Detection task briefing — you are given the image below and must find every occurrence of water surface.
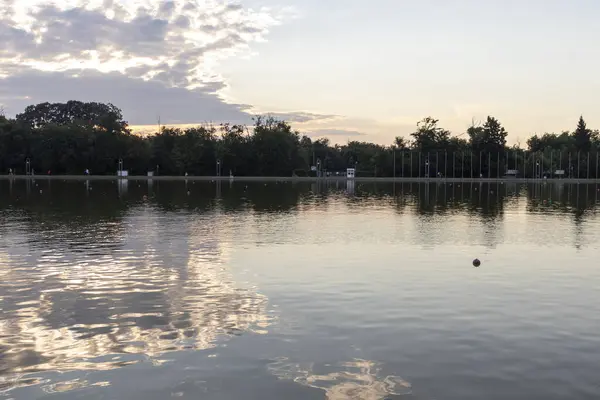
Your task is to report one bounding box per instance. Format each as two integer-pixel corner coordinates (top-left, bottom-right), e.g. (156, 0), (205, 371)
(1, 179), (599, 399)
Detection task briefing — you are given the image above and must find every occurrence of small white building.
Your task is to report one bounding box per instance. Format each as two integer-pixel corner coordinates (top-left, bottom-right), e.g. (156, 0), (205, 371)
(346, 168), (355, 178)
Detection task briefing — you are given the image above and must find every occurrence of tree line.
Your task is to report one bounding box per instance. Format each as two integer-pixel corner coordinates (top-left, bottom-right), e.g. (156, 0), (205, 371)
(1, 101), (600, 177)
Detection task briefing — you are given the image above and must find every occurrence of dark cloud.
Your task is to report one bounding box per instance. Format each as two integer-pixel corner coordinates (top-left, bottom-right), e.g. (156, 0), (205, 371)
(225, 3), (244, 12)
(306, 129), (367, 137)
(0, 69), (251, 125)
(159, 1), (177, 17)
(173, 15), (191, 29)
(0, 68), (335, 127)
(24, 6), (171, 59)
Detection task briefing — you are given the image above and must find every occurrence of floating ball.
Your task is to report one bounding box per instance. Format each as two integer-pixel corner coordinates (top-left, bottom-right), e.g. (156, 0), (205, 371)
(473, 259), (481, 267)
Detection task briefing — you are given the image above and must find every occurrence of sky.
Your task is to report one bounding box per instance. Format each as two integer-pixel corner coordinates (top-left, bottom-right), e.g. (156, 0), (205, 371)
(1, 0), (600, 145)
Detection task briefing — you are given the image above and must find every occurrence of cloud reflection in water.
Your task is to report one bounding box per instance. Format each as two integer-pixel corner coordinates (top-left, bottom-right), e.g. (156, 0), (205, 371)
(0, 211), (273, 394)
(268, 358), (412, 399)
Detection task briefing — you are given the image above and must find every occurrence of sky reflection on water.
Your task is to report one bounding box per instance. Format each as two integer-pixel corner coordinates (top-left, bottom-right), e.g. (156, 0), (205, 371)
(0, 180), (599, 399)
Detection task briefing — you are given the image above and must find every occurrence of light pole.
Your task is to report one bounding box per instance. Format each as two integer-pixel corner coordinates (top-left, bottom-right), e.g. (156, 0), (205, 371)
(216, 159), (221, 177)
(470, 152), (473, 179)
(25, 158), (31, 175)
(444, 151), (447, 178)
(425, 159), (430, 178)
(453, 152), (456, 179)
(497, 152), (500, 179)
(393, 147), (396, 178)
(401, 151), (404, 177)
(587, 151), (590, 179)
(559, 150), (562, 179)
(118, 158), (123, 176)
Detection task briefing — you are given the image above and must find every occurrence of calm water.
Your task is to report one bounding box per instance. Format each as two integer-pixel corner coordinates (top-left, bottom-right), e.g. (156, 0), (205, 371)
(1, 179), (600, 400)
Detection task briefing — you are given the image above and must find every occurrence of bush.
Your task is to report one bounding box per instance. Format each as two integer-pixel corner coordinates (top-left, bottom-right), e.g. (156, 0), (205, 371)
(293, 169), (308, 177)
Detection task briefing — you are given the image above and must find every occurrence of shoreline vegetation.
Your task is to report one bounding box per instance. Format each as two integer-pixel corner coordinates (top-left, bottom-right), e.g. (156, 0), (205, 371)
(2, 175), (600, 183)
(2, 101), (600, 179)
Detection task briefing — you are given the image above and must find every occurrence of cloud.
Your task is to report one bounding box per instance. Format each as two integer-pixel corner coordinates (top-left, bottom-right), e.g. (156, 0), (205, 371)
(263, 111), (339, 123)
(306, 128), (367, 137)
(0, 0), (338, 127)
(0, 0), (283, 87)
(0, 67), (339, 128)
(0, 68), (252, 125)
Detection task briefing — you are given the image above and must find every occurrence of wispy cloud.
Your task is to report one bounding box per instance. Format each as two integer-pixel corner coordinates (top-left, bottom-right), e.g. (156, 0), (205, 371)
(263, 111), (339, 123)
(306, 128), (367, 137)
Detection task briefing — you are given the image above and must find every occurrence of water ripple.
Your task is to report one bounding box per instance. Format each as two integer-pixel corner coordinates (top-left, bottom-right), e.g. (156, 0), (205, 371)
(0, 214), (274, 394)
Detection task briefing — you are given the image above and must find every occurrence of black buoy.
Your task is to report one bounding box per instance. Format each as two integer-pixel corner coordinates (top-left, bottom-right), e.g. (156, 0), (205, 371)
(473, 258), (481, 267)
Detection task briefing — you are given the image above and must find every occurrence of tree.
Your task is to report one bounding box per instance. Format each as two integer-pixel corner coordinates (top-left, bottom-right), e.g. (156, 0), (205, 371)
(573, 116), (592, 152)
(393, 136), (409, 149)
(2, 100), (599, 178)
(468, 116), (507, 153)
(526, 131), (572, 152)
(218, 124), (250, 176)
(16, 101), (129, 134)
(410, 117), (450, 152)
(250, 116), (302, 176)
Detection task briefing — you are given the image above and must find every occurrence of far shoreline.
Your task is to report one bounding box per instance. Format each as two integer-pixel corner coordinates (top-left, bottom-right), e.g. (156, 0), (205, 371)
(2, 175), (600, 183)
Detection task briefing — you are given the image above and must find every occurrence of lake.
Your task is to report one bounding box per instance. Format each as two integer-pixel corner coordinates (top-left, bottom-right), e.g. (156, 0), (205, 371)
(1, 179), (599, 399)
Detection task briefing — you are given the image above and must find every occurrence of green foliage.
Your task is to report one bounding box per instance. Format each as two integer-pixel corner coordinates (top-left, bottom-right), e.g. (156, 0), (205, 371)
(394, 136), (410, 150)
(468, 116), (507, 153)
(527, 117), (600, 154)
(2, 101), (600, 178)
(527, 131), (573, 152)
(410, 117), (451, 152)
(16, 101), (129, 134)
(573, 116), (592, 152)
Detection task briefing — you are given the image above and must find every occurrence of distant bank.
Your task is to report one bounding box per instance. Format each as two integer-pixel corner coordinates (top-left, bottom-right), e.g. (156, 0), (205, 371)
(2, 175), (600, 183)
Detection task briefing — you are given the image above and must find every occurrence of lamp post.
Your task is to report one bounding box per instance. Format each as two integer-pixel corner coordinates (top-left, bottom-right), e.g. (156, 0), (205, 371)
(216, 159), (221, 177)
(393, 147), (396, 178)
(401, 151), (404, 177)
(444, 151), (447, 178)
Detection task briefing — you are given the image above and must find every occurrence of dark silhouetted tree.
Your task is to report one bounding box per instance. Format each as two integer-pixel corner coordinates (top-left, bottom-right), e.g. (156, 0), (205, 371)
(573, 116), (592, 152)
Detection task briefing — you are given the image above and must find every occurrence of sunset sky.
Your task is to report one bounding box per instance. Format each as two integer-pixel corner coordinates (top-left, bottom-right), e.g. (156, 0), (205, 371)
(1, 0), (599, 144)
